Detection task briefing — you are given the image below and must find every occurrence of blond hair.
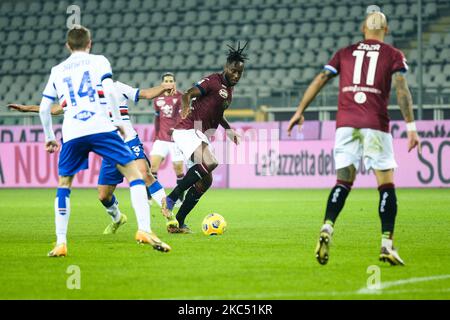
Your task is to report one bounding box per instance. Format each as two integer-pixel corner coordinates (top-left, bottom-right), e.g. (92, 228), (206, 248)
(365, 12), (387, 31)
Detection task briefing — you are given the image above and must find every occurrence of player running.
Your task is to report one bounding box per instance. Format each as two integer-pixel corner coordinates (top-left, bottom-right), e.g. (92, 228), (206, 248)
(9, 80), (180, 233)
(163, 43), (246, 233)
(38, 25), (170, 256)
(287, 11), (420, 266)
(288, 12), (420, 265)
(150, 72), (185, 204)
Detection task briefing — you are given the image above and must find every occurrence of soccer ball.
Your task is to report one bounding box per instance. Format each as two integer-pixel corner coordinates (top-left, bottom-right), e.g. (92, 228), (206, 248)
(202, 213), (227, 236)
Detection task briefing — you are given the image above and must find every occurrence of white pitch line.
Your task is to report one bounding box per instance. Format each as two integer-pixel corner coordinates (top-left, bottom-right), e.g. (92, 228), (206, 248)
(357, 274), (450, 294)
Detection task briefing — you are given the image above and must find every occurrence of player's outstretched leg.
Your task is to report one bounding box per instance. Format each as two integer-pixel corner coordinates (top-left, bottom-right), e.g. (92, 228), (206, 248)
(166, 163), (209, 207)
(48, 177), (74, 257)
(168, 174), (212, 234)
(173, 187), (201, 234)
(166, 143), (217, 212)
(136, 158), (164, 206)
(136, 157), (175, 227)
(376, 170), (404, 265)
(155, 181), (179, 229)
(150, 154), (162, 182)
(175, 173), (186, 206)
(316, 166), (355, 265)
(174, 161), (186, 206)
(141, 162), (177, 227)
(117, 161), (171, 253)
(148, 180), (166, 207)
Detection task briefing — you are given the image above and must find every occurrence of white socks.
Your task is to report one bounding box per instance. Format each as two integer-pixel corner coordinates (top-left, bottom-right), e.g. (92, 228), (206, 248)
(147, 181), (166, 207)
(55, 188), (71, 245)
(151, 188), (166, 207)
(130, 180), (151, 233)
(321, 223), (334, 235)
(382, 237), (393, 249)
(103, 195), (122, 223)
(54, 182), (152, 246)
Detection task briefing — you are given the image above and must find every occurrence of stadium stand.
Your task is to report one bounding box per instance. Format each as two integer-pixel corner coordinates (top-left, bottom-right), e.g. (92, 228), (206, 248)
(0, 0), (449, 124)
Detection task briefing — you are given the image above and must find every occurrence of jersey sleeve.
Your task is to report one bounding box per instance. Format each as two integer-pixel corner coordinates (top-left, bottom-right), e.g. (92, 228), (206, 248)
(391, 49), (409, 74)
(153, 99), (160, 115)
(39, 94), (56, 142)
(42, 69), (57, 101)
(153, 100), (160, 136)
(195, 77), (215, 96)
(324, 49), (341, 75)
(98, 55), (113, 82)
(174, 92), (182, 116)
(115, 81), (140, 103)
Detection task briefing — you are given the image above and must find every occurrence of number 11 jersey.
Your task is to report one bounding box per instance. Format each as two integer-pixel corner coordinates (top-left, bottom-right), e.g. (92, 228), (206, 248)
(325, 39), (408, 133)
(42, 51), (118, 142)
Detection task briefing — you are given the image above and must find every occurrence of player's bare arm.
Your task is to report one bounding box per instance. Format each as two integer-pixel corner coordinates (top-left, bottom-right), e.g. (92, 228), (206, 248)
(8, 103), (63, 115)
(287, 69), (336, 135)
(181, 86), (202, 119)
(139, 83), (175, 100)
(44, 140), (59, 153)
(220, 116), (240, 145)
(393, 72), (421, 153)
(394, 72), (414, 122)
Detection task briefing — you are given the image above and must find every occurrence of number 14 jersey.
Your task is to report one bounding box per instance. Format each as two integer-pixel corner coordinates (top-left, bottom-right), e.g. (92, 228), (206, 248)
(325, 39), (408, 133)
(42, 51), (118, 142)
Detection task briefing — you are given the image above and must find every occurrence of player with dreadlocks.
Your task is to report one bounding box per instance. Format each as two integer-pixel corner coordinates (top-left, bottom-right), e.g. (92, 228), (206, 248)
(163, 42), (247, 233)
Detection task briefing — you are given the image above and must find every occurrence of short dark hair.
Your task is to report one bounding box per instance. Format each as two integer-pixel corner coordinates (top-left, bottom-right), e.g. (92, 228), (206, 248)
(67, 25), (91, 50)
(161, 72), (176, 81)
(226, 41), (249, 65)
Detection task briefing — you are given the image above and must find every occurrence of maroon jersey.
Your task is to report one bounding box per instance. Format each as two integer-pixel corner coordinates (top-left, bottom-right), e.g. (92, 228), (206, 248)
(175, 73), (233, 134)
(326, 39), (408, 133)
(153, 91), (182, 142)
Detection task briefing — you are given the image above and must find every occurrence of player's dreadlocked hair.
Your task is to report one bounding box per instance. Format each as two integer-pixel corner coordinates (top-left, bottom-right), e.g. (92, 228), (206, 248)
(226, 41), (249, 65)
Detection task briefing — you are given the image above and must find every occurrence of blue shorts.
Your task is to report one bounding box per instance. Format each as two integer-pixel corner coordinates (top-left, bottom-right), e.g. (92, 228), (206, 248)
(58, 131), (135, 177)
(98, 136), (149, 186)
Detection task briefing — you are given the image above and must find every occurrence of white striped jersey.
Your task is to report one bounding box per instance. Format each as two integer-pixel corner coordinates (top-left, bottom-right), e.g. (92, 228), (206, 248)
(42, 52), (118, 142)
(112, 81), (140, 143)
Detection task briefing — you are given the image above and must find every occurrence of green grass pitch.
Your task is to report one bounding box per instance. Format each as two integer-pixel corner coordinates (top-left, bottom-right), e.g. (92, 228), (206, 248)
(0, 188), (449, 300)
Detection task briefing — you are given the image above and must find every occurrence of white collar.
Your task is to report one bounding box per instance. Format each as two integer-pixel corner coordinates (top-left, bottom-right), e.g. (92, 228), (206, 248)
(70, 51), (89, 57)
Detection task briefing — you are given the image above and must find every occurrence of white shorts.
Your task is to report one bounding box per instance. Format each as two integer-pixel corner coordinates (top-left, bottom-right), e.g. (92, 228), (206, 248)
(334, 127), (398, 171)
(150, 140), (184, 163)
(172, 129), (212, 169)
